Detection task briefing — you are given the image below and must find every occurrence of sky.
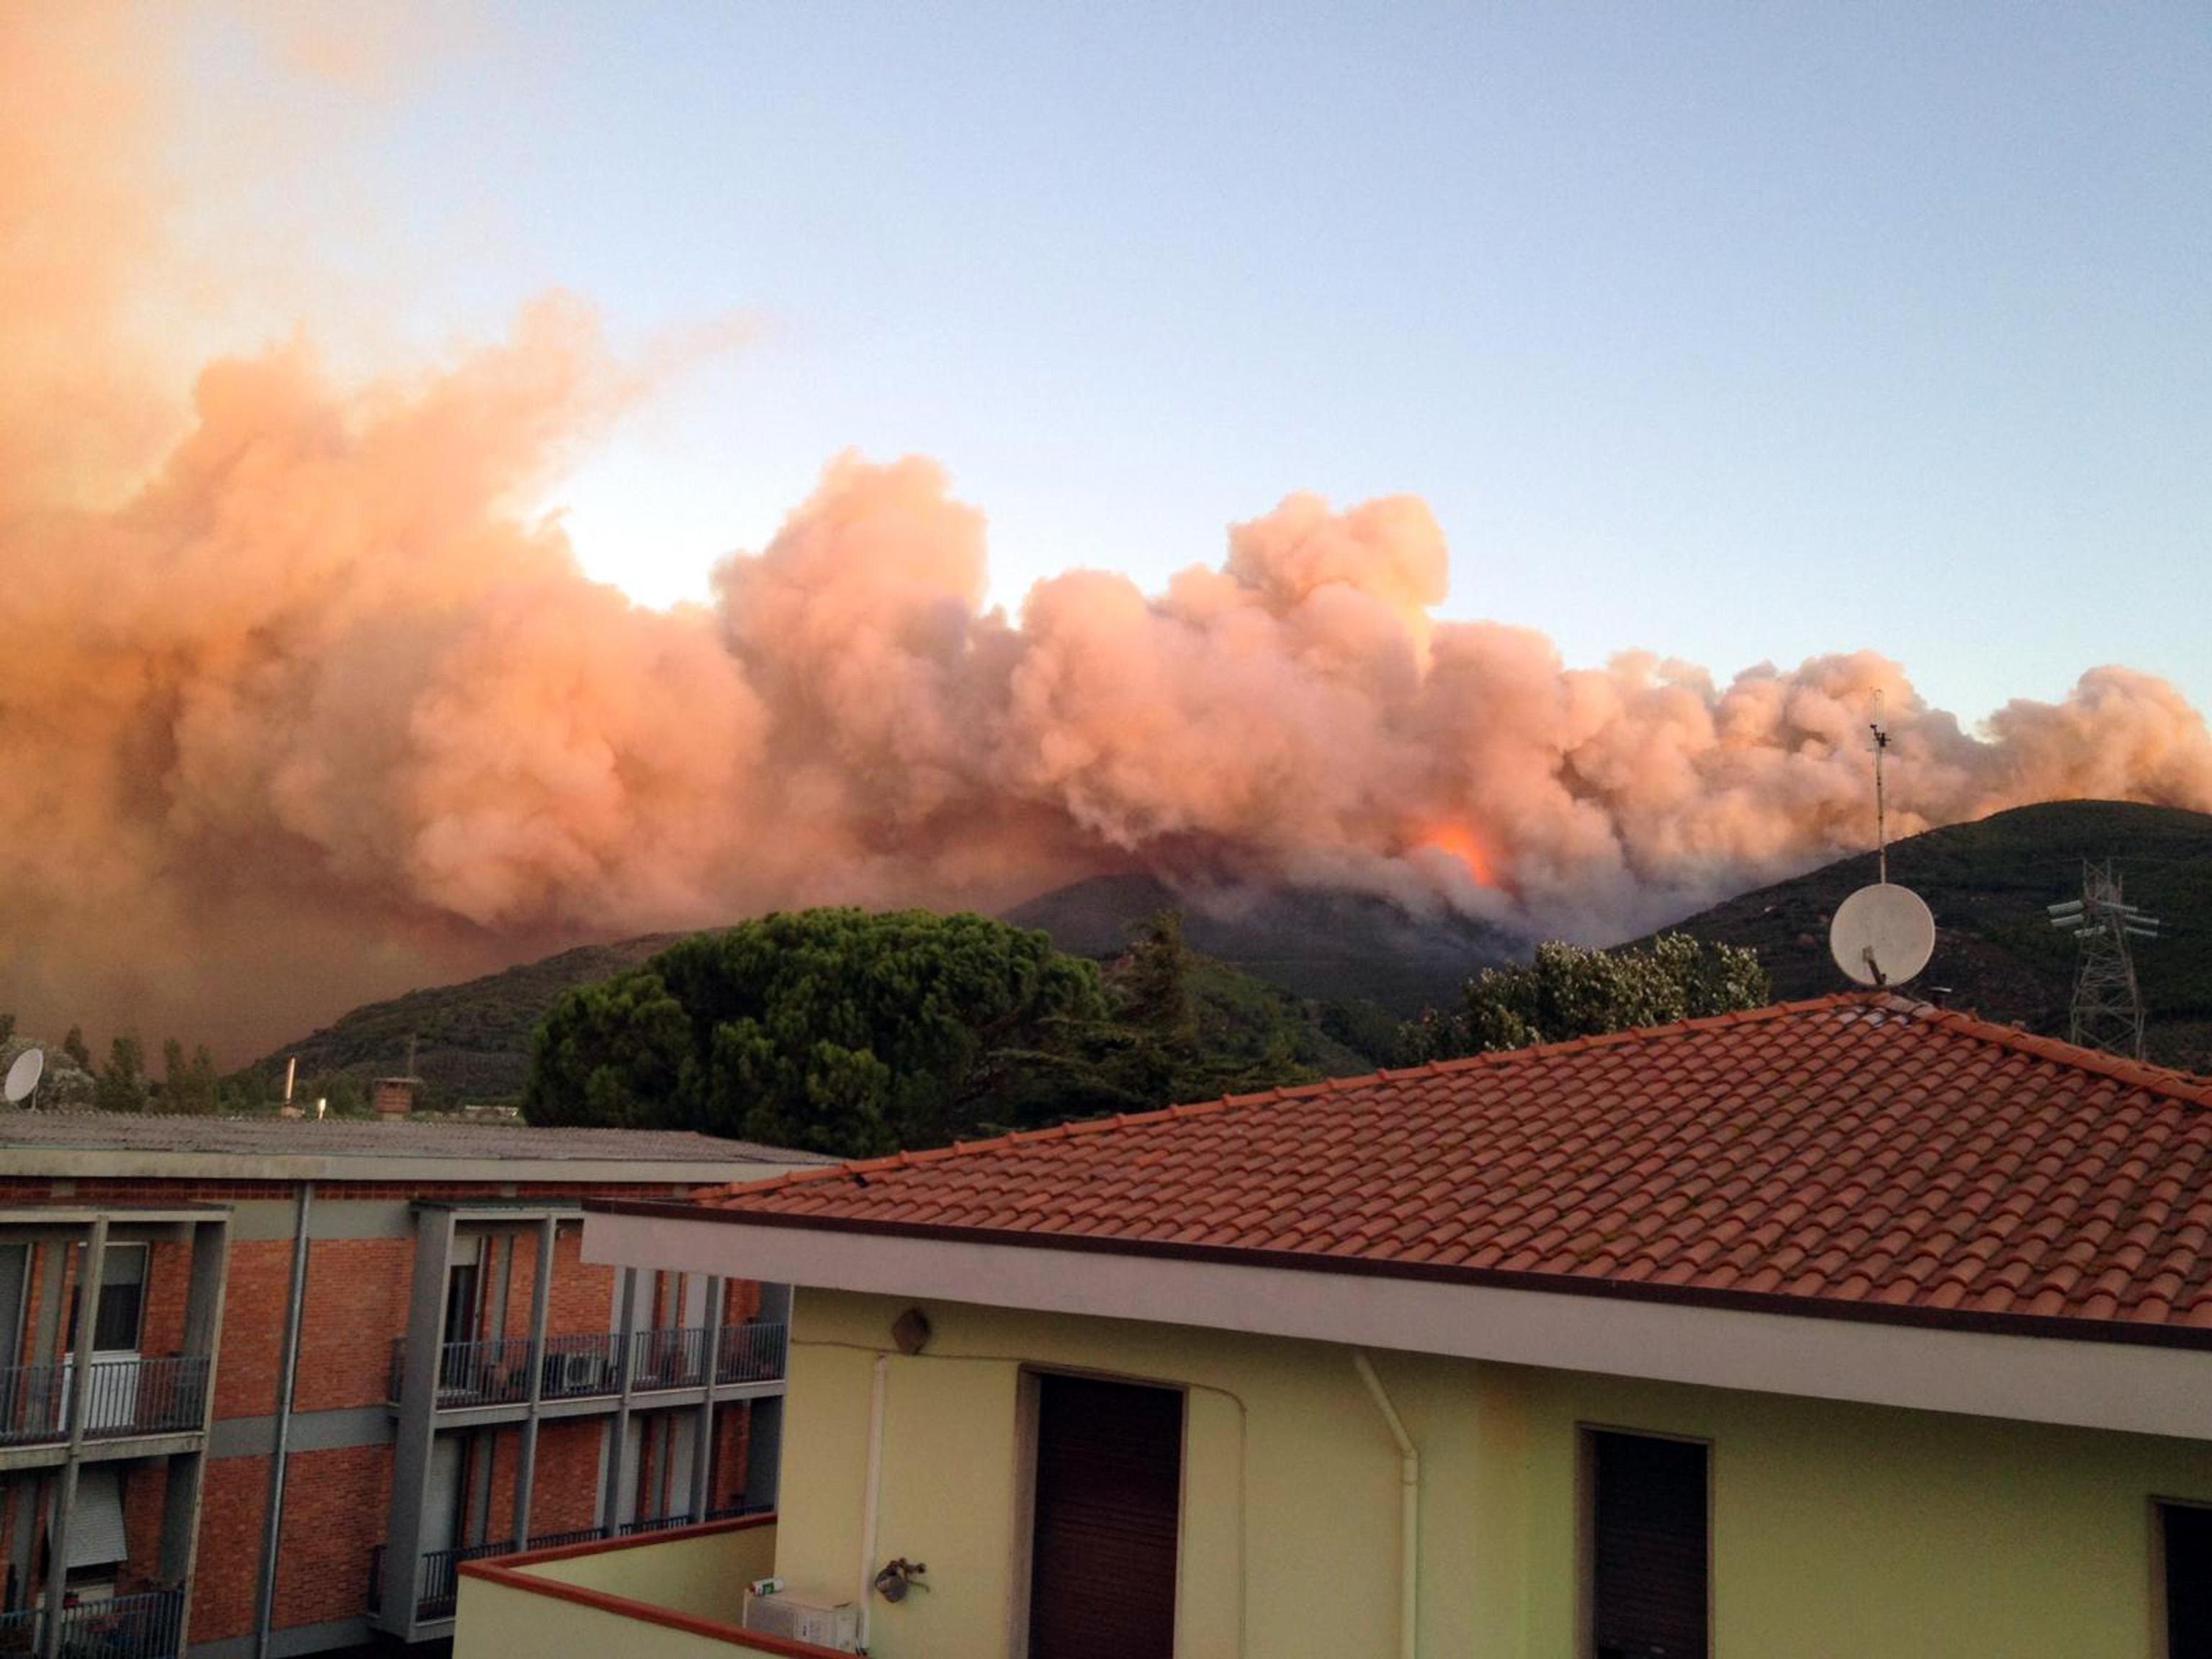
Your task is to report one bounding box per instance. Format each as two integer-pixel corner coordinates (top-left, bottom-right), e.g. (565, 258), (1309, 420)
(184, 1), (2211, 724)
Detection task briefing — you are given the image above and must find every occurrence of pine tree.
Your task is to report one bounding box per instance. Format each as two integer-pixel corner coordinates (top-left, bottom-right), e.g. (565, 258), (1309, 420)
(96, 1036), (150, 1114)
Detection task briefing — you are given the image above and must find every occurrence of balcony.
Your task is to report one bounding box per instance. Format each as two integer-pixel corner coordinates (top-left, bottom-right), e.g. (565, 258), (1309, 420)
(0, 1588), (185, 1658)
(447, 1516), (850, 1659)
(391, 1323), (788, 1411)
(0, 1356), (209, 1448)
(373, 1506), (773, 1624)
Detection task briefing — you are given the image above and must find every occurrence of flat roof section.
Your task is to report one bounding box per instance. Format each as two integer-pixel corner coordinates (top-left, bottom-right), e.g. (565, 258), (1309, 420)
(0, 1112), (833, 1184)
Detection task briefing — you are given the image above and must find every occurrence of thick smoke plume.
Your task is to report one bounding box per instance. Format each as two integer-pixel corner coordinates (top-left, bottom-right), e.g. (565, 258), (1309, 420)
(7, 9), (2212, 1057)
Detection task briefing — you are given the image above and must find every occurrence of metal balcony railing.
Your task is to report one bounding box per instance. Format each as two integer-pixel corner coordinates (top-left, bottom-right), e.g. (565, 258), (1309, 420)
(539, 1331), (626, 1401)
(714, 1320), (788, 1385)
(82, 1356), (208, 1440)
(625, 1326), (707, 1393)
(0, 1588), (184, 1658)
(0, 1364), (66, 1447)
(0, 1605), (35, 1655)
(391, 1323), (788, 1411)
(0, 1356), (207, 1447)
(386, 1508), (773, 1623)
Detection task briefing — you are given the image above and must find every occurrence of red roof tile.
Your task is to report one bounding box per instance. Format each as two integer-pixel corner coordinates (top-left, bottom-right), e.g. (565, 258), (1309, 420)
(664, 994), (2212, 1344)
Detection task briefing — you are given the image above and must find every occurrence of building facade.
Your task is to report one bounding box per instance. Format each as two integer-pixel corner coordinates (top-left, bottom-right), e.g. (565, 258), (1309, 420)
(558, 994), (2212, 1659)
(0, 1114), (827, 1658)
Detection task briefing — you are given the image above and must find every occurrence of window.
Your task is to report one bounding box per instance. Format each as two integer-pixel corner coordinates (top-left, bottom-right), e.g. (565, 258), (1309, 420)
(91, 1247), (145, 1353)
(2165, 1502), (2212, 1659)
(66, 1246), (146, 1355)
(1587, 1429), (1709, 1659)
(444, 1262), (480, 1349)
(1025, 1374), (1183, 1659)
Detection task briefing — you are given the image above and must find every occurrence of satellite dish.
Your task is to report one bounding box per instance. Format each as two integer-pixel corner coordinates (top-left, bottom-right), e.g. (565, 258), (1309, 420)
(1829, 883), (1936, 989)
(4, 1048), (44, 1106)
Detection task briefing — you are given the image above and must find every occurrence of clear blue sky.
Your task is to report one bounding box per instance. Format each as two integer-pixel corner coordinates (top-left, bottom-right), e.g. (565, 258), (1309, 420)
(205, 2), (2212, 723)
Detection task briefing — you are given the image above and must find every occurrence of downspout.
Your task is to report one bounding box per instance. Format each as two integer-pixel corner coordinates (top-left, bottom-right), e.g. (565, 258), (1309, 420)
(856, 1354), (889, 1653)
(253, 1182), (313, 1659)
(1352, 1350), (1419, 1659)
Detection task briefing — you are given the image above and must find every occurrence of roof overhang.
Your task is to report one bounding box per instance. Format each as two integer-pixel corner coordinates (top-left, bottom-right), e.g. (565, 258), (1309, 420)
(585, 1201), (2212, 1443)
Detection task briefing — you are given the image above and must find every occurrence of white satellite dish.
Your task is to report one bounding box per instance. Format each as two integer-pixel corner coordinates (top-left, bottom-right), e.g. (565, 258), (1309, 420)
(4, 1048), (45, 1106)
(1829, 883), (1936, 989)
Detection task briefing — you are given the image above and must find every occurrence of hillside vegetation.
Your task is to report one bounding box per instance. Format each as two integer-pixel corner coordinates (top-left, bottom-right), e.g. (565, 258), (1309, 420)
(245, 935), (681, 1108)
(1638, 800), (2212, 1071)
(253, 914), (1394, 1112)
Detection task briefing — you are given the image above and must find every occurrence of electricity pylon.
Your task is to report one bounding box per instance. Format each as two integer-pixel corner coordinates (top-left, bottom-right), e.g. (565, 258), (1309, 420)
(2048, 861), (2159, 1061)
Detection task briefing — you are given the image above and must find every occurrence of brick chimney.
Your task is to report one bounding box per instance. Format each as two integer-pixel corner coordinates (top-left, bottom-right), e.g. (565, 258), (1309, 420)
(372, 1076), (421, 1118)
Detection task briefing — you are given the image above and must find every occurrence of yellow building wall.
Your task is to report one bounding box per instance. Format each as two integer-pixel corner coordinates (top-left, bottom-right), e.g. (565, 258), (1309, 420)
(774, 1288), (2212, 1659)
(454, 1575), (751, 1659)
(511, 1523), (778, 1625)
(452, 1526), (785, 1659)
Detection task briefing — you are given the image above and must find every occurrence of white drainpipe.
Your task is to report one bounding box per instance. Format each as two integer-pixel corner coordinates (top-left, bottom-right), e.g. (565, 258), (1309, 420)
(1353, 1350), (1419, 1659)
(858, 1354), (889, 1650)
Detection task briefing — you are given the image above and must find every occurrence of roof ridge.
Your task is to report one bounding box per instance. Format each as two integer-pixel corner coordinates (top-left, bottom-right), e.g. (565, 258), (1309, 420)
(1889, 997), (2212, 1108)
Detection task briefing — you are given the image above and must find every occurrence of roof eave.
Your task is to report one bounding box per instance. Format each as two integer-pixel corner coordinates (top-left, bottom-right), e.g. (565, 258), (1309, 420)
(585, 1194), (2212, 1356)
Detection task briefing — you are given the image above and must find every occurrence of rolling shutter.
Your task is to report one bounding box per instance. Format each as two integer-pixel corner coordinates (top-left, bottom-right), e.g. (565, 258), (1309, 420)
(1026, 1374), (1182, 1659)
(1591, 1431), (1708, 1659)
(66, 1467), (129, 1569)
(2168, 1503), (2212, 1659)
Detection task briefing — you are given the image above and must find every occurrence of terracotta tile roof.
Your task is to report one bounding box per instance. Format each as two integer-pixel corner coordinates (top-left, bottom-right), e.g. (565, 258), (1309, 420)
(662, 994), (2212, 1345)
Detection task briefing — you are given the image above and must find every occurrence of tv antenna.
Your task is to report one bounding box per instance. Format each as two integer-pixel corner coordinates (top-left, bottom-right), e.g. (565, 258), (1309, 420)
(4, 1048), (45, 1110)
(1829, 689), (1936, 990)
(1870, 691), (1891, 884)
(2049, 860), (2159, 1060)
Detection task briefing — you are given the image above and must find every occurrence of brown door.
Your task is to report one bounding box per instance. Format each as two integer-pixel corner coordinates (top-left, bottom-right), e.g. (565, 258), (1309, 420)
(1027, 1374), (1183, 1659)
(1591, 1431), (1709, 1659)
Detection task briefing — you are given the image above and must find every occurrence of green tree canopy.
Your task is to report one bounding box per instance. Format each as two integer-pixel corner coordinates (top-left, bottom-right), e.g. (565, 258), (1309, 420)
(526, 909), (1111, 1156)
(1403, 933), (1771, 1062)
(96, 1035), (150, 1114)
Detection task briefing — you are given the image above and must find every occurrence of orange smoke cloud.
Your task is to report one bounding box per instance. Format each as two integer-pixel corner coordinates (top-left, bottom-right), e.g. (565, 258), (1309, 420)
(8, 8), (2212, 1059)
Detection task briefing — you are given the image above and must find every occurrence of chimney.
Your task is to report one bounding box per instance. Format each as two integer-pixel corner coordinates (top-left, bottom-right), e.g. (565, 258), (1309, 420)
(372, 1076), (421, 1118)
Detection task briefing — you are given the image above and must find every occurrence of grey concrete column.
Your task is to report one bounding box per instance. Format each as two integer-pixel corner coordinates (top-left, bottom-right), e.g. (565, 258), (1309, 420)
(168, 1215), (229, 1655)
(690, 1277), (724, 1524)
(601, 1269), (640, 1533)
(379, 1208), (458, 1637)
(509, 1217), (556, 1545)
(253, 1184), (313, 1659)
(41, 1220), (106, 1659)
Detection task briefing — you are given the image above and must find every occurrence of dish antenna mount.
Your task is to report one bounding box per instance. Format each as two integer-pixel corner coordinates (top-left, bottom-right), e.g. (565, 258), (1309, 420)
(4, 1048), (45, 1108)
(1829, 693), (1936, 989)
(1830, 883), (1936, 989)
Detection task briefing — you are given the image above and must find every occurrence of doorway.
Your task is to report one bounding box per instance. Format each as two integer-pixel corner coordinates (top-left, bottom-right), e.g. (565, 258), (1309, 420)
(1024, 1374), (1183, 1659)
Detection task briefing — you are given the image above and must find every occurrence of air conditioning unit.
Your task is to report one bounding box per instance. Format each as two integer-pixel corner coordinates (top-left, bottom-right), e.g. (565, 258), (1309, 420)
(559, 1352), (604, 1392)
(742, 1590), (860, 1651)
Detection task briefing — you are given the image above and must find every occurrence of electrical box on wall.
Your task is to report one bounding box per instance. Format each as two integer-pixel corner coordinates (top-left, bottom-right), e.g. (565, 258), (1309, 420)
(743, 1591), (860, 1651)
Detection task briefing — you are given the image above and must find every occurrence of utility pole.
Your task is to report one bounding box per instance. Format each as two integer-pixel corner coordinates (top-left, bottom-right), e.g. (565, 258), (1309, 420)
(2049, 860), (2159, 1060)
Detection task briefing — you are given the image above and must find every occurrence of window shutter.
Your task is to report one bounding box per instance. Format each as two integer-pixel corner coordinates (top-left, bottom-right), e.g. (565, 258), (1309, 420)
(66, 1467), (130, 1569)
(1592, 1431), (1708, 1659)
(1027, 1375), (1182, 1659)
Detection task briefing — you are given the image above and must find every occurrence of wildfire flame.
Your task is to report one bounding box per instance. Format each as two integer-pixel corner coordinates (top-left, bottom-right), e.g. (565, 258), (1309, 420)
(1416, 824), (1496, 888)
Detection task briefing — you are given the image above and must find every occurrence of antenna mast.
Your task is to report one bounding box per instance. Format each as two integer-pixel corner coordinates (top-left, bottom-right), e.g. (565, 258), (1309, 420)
(2048, 860), (2159, 1060)
(1870, 692), (1890, 884)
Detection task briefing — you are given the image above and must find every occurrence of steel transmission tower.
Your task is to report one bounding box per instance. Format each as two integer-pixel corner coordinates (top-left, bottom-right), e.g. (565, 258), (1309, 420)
(2048, 861), (2159, 1060)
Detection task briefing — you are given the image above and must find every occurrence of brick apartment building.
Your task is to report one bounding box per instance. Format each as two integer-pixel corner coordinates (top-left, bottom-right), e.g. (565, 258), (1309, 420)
(0, 1112), (827, 1658)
